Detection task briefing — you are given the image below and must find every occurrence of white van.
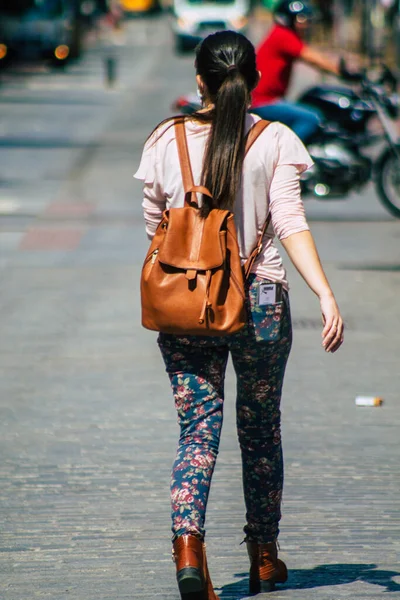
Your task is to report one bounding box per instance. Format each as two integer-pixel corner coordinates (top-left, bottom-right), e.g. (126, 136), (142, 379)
(172, 0), (250, 53)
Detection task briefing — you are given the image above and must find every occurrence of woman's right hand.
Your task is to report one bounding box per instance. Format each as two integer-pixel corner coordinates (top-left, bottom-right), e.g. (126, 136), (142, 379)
(320, 293), (344, 353)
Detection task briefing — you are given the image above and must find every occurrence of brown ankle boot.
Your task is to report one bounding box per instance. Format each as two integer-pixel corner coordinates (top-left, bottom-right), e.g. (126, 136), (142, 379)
(173, 535), (204, 597)
(246, 541), (288, 594)
(172, 535), (219, 600)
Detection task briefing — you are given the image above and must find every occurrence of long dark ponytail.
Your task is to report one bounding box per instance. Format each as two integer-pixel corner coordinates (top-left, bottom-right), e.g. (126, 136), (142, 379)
(195, 31), (259, 217)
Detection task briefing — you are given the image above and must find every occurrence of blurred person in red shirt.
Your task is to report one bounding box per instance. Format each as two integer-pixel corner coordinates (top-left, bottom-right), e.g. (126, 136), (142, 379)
(252, 0), (360, 142)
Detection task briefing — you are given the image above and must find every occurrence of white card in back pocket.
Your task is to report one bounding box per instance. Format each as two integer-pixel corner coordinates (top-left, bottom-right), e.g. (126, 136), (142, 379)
(258, 283), (277, 306)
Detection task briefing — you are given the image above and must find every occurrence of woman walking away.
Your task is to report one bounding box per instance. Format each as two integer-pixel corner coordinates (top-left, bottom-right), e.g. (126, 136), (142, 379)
(135, 31), (344, 599)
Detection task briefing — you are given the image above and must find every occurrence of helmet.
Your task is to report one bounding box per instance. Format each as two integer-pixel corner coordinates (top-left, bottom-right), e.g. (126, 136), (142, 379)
(274, 0), (314, 29)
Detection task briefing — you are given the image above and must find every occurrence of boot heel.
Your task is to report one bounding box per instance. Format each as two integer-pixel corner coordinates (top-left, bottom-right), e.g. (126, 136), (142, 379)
(177, 567), (204, 594)
(260, 580), (276, 593)
(249, 580), (260, 595)
(247, 541), (287, 595)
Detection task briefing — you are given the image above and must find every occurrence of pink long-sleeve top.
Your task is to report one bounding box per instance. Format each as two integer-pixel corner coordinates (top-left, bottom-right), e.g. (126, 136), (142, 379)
(134, 114), (313, 290)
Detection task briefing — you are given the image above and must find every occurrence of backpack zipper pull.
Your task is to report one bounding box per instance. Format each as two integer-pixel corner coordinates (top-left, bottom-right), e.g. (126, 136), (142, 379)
(151, 249), (159, 264)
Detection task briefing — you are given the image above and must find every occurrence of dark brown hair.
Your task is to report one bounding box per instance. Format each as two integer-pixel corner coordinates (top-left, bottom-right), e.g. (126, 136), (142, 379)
(146, 31), (258, 217)
(195, 31), (258, 217)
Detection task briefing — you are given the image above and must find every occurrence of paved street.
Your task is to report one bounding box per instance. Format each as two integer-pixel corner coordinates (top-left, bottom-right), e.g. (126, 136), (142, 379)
(1, 15), (400, 600)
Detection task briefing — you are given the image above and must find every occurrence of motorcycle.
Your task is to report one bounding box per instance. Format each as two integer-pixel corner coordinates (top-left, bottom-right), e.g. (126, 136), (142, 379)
(172, 65), (400, 219)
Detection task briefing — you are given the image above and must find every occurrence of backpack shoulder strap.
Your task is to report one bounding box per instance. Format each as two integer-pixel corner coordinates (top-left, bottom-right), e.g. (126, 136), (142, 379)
(175, 119), (194, 194)
(244, 119), (271, 156)
(243, 120), (273, 280)
(175, 119), (212, 206)
(243, 213), (272, 279)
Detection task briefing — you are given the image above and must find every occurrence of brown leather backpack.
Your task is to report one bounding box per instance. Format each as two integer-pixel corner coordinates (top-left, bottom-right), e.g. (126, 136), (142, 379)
(140, 119), (271, 336)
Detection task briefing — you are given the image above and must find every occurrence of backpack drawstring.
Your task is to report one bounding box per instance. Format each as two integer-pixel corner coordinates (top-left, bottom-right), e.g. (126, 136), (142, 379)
(198, 270), (212, 324)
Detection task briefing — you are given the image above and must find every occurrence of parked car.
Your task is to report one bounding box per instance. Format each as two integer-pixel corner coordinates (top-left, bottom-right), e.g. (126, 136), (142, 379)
(0, 0), (84, 67)
(172, 0), (250, 53)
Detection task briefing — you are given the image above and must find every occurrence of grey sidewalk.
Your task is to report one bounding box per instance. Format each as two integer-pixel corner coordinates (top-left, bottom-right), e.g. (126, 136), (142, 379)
(1, 16), (400, 600)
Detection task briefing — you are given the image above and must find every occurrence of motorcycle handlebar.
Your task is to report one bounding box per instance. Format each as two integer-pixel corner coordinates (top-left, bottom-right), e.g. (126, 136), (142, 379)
(360, 64), (398, 94)
(380, 65), (398, 93)
(359, 67), (399, 118)
(339, 59), (398, 94)
(338, 57), (364, 82)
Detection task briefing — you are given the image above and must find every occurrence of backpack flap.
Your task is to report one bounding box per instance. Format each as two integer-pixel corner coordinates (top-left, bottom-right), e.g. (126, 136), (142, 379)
(157, 207), (230, 272)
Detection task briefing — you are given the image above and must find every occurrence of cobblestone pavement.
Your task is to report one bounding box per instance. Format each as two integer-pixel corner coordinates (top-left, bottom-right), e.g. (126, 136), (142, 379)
(1, 16), (400, 600)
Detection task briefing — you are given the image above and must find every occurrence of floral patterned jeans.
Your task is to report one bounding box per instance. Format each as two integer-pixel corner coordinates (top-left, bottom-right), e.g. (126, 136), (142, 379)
(158, 275), (292, 544)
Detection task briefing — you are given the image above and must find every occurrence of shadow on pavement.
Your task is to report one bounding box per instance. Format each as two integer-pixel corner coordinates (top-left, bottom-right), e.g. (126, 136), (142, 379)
(218, 563), (400, 598)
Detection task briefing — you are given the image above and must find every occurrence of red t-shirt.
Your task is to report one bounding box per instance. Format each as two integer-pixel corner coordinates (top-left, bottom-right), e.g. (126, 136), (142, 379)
(252, 25), (304, 107)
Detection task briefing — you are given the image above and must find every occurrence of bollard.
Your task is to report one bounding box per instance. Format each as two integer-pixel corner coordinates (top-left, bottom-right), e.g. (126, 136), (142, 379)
(104, 55), (117, 88)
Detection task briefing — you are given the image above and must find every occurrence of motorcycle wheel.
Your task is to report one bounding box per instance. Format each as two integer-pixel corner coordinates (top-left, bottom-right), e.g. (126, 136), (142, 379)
(376, 147), (400, 219)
